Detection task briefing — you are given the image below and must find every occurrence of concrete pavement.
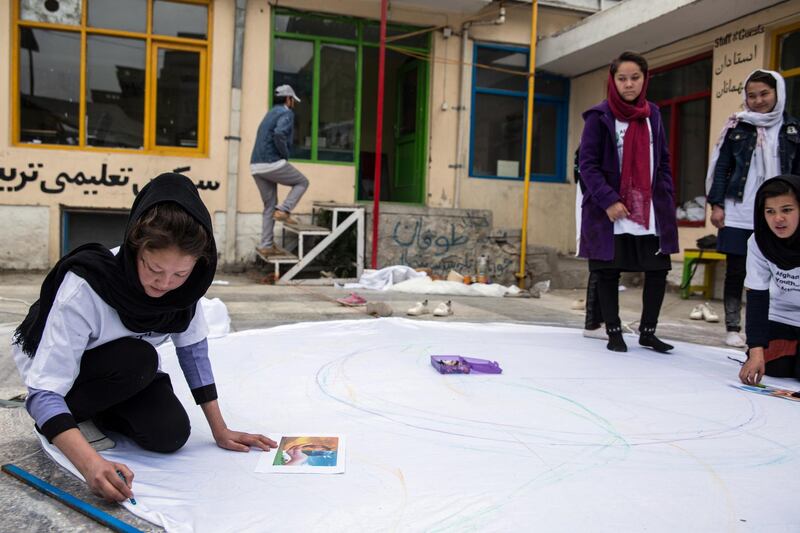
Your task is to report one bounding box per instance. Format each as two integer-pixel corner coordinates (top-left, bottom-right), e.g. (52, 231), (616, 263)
(0, 269), (741, 531)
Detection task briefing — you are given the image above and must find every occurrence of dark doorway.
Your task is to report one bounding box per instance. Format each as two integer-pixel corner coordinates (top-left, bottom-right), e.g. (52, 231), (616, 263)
(358, 49), (426, 203)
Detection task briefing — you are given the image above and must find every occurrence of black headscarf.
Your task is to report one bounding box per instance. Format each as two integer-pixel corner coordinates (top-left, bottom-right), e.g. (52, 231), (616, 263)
(753, 174), (800, 271)
(14, 173), (217, 357)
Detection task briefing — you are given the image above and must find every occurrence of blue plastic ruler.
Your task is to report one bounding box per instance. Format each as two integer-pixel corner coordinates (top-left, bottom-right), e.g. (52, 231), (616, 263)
(2, 463), (143, 532)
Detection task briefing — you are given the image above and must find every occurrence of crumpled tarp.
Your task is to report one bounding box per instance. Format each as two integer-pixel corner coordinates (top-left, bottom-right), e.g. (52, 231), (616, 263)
(388, 276), (521, 297)
(339, 266), (427, 291)
(38, 319), (800, 532)
(200, 297), (230, 338)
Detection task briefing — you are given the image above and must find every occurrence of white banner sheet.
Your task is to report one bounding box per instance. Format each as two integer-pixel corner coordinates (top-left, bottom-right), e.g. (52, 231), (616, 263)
(39, 319), (800, 532)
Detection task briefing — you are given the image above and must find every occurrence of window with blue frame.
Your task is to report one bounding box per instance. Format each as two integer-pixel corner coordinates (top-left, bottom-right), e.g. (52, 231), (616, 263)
(469, 44), (569, 182)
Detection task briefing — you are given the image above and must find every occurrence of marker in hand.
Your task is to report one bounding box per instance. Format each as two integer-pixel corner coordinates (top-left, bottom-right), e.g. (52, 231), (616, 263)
(116, 470), (137, 505)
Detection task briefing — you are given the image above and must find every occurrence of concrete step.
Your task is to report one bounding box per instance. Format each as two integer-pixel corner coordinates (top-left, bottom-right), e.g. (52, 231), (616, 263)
(523, 245), (589, 290)
(552, 254), (591, 290)
(255, 249), (299, 264)
(281, 222), (331, 236)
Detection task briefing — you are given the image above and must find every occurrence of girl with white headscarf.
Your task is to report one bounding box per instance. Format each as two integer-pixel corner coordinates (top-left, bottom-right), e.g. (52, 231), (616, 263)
(706, 69), (800, 348)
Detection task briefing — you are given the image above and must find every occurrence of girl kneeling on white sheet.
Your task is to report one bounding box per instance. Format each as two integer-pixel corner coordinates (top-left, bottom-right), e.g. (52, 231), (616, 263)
(12, 173), (276, 503)
(739, 175), (800, 385)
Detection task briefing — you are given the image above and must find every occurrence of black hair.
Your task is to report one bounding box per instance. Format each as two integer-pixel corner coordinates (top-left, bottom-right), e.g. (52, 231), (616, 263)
(128, 202), (210, 261)
(610, 51), (648, 77)
(759, 178), (796, 201)
(747, 70), (777, 90)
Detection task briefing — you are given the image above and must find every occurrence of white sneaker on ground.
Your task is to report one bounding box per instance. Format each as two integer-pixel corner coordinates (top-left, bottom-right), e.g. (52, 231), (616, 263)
(725, 331), (746, 348)
(583, 328), (608, 340)
(689, 304), (704, 320)
(432, 300), (453, 317)
(407, 300), (430, 316)
(701, 302), (719, 322)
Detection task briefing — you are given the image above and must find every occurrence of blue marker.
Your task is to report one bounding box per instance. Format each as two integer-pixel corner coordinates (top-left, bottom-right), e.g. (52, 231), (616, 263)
(116, 470), (137, 505)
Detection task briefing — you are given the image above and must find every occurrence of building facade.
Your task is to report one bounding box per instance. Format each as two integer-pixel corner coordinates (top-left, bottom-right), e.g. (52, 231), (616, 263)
(1, 0), (799, 274)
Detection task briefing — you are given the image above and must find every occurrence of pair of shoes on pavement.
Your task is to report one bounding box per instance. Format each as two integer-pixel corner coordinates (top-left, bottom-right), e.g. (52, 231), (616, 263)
(689, 302), (719, 322)
(336, 293), (367, 307)
(407, 300), (453, 317)
(255, 245), (288, 257)
(273, 209), (298, 225)
(725, 331), (747, 348)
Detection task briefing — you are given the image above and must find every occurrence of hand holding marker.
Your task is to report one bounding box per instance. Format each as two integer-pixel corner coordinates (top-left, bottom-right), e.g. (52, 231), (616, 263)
(116, 470), (137, 505)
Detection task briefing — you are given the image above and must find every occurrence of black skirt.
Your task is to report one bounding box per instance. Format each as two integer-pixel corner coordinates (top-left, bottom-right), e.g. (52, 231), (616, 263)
(716, 226), (753, 256)
(589, 234), (671, 272)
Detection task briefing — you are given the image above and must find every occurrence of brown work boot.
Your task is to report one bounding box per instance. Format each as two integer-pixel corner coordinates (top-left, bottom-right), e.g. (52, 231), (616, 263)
(273, 210), (298, 225)
(255, 245), (287, 257)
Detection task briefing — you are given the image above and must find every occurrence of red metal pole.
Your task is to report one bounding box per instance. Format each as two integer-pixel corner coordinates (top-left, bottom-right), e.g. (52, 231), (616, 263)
(370, 0), (388, 269)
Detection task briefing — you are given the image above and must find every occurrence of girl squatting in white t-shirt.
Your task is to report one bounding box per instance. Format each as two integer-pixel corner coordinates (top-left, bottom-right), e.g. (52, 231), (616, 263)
(12, 173), (277, 503)
(740, 175), (800, 385)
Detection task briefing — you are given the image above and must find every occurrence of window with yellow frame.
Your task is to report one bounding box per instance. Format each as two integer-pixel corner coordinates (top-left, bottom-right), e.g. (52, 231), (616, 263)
(13, 0), (211, 155)
(774, 21), (800, 118)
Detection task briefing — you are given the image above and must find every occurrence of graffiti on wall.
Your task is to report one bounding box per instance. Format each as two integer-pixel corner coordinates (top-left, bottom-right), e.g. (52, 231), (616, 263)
(381, 212), (519, 281)
(0, 163), (220, 195)
(392, 220), (470, 257)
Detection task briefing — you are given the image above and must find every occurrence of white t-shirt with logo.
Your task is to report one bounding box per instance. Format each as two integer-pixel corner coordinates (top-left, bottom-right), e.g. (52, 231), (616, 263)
(745, 235), (800, 327)
(724, 123), (781, 230)
(614, 119), (657, 236)
(12, 271), (209, 396)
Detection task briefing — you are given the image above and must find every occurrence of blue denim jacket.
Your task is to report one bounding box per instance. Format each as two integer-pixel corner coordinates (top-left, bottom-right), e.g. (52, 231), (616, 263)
(707, 114), (800, 206)
(250, 105), (294, 164)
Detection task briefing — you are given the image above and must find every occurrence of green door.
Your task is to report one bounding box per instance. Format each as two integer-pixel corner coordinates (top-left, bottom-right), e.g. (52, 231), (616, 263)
(393, 59), (427, 203)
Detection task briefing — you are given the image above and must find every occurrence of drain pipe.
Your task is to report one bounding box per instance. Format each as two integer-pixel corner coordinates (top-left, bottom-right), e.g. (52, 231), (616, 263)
(453, 6), (505, 209)
(224, 0), (247, 266)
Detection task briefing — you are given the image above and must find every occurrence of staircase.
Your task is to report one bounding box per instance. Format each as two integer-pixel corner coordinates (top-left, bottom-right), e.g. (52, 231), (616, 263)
(257, 202), (365, 284)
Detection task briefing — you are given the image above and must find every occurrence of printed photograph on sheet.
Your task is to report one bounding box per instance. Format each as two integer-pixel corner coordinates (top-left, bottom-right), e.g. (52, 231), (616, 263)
(736, 384), (800, 402)
(255, 435), (346, 474)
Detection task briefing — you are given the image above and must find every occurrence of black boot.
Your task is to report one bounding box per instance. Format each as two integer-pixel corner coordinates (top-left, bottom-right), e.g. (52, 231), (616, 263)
(639, 326), (673, 353)
(606, 325), (627, 352)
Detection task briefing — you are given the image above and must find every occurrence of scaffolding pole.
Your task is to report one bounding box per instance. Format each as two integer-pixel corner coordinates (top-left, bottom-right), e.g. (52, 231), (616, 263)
(517, 0), (538, 288)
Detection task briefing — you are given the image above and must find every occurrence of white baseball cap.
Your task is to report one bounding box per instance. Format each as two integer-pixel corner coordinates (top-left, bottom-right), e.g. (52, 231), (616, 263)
(274, 84), (301, 103)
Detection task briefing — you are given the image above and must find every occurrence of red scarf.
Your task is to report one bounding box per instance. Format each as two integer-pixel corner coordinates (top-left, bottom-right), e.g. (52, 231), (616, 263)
(607, 73), (652, 228)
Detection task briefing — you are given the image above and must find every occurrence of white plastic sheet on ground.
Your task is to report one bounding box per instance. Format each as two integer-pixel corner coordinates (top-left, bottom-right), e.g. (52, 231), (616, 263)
(388, 275), (521, 297)
(341, 265), (522, 296)
(340, 266), (427, 290)
(199, 297), (230, 338)
(39, 319), (800, 532)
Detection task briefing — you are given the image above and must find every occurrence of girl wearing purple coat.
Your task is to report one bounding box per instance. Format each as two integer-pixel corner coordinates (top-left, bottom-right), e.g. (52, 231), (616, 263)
(578, 51), (679, 353)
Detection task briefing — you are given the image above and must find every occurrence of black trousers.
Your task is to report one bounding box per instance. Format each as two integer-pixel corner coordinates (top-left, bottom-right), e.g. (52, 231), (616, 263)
(585, 271), (603, 329)
(595, 269), (668, 331)
(65, 337), (191, 453)
(724, 253), (747, 332)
